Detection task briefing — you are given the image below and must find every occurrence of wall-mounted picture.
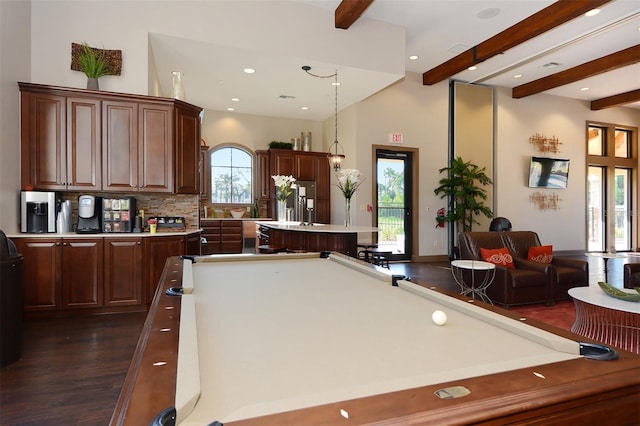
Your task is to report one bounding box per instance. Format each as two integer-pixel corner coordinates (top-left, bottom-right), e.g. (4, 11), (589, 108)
(528, 156), (570, 189)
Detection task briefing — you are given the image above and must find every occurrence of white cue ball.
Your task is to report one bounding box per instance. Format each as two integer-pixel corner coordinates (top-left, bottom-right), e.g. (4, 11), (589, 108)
(432, 310), (447, 326)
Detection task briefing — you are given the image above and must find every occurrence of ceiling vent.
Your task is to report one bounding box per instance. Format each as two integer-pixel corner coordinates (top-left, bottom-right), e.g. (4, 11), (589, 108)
(278, 95), (295, 100)
(542, 62), (560, 69)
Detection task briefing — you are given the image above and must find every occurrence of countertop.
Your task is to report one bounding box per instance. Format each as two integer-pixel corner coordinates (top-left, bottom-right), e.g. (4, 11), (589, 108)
(200, 217), (268, 221)
(6, 229), (202, 239)
(256, 221), (379, 233)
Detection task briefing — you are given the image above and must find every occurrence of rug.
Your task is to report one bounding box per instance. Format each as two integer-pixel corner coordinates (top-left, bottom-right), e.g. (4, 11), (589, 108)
(512, 300), (576, 332)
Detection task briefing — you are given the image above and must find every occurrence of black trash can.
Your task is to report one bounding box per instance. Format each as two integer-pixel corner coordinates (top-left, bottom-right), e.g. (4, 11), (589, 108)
(1, 230), (23, 367)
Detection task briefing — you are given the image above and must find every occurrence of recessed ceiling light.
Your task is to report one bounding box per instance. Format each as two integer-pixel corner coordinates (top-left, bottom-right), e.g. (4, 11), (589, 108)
(301, 106), (309, 110)
(477, 8), (500, 19)
(514, 74), (523, 79)
(227, 107), (235, 111)
(585, 9), (600, 17)
(332, 82), (341, 86)
(580, 87), (590, 91)
(409, 55), (419, 60)
(468, 66), (477, 71)
(231, 97), (240, 102)
(243, 68), (255, 74)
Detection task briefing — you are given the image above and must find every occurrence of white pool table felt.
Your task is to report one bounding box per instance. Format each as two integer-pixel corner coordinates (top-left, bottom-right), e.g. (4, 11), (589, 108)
(176, 255), (580, 425)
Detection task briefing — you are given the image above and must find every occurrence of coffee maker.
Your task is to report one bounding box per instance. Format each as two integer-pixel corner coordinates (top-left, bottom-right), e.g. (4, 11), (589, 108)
(21, 191), (57, 233)
(76, 195), (102, 233)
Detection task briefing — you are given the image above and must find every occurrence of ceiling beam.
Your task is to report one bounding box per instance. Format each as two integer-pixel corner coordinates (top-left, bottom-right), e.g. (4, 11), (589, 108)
(590, 89), (640, 110)
(423, 0), (612, 85)
(335, 0), (375, 29)
(513, 45), (640, 98)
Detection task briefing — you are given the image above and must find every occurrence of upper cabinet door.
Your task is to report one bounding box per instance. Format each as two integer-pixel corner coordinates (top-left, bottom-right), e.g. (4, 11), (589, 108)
(102, 100), (138, 191)
(272, 150), (294, 176)
(256, 150), (270, 200)
(66, 97), (101, 191)
(21, 92), (67, 190)
(174, 105), (201, 194)
(295, 153), (316, 181)
(138, 103), (173, 193)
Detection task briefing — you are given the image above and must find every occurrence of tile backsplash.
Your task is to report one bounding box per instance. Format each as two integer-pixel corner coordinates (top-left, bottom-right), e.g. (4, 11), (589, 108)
(61, 192), (199, 230)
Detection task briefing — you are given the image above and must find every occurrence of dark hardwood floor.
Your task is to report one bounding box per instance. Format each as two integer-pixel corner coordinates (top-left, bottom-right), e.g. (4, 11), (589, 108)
(0, 255), (628, 425)
(0, 312), (146, 425)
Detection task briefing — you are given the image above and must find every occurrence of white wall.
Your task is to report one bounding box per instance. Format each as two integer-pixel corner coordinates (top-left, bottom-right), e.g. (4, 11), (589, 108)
(495, 87), (639, 250)
(0, 0), (31, 233)
(354, 73), (451, 255)
(201, 110), (323, 152)
(28, 1), (404, 96)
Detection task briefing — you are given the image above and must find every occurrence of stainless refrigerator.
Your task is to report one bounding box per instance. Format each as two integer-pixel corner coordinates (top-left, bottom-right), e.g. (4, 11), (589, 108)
(278, 180), (316, 223)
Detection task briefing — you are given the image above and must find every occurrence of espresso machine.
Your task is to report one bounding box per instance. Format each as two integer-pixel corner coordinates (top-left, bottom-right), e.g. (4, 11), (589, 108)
(76, 195), (102, 233)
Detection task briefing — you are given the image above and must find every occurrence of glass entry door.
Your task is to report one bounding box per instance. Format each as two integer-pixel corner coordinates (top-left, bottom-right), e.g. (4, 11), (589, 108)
(587, 124), (636, 253)
(375, 149), (413, 261)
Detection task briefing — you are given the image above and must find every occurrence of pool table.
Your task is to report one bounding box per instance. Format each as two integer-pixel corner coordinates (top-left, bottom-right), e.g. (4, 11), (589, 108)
(111, 253), (640, 425)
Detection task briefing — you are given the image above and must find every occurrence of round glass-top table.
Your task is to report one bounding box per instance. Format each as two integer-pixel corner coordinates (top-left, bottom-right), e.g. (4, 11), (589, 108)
(451, 260), (496, 304)
(585, 252), (627, 282)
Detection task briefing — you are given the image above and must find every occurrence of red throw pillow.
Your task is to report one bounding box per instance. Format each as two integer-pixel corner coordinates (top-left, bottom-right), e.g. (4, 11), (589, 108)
(528, 245), (553, 264)
(480, 247), (515, 269)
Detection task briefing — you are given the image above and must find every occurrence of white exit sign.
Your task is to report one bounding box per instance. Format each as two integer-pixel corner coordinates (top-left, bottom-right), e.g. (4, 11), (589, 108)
(389, 133), (403, 144)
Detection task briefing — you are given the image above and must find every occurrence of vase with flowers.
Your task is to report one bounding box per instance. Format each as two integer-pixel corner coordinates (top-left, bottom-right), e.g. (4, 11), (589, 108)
(272, 175), (296, 222)
(336, 169), (363, 228)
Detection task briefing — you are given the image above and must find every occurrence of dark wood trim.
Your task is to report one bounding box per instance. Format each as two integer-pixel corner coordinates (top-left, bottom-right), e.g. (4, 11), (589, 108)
(591, 89), (640, 110)
(335, 0), (375, 29)
(513, 44), (640, 98)
(423, 0), (613, 85)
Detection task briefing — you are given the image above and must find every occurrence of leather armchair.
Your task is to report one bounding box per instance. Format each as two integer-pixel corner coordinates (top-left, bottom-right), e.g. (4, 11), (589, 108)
(623, 263), (640, 289)
(458, 232), (552, 308)
(501, 231), (588, 302)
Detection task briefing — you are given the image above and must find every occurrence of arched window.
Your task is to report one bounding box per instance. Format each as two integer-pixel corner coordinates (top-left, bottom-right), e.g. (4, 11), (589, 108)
(210, 146), (253, 204)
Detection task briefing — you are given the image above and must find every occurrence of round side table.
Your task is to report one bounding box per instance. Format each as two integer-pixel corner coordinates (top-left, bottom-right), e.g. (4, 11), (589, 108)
(451, 260), (496, 304)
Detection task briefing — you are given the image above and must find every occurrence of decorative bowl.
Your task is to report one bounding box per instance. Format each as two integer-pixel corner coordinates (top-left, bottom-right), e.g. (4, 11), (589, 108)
(230, 209), (245, 219)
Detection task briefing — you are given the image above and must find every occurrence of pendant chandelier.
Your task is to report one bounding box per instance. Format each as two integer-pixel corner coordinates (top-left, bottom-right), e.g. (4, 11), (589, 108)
(302, 66), (345, 171)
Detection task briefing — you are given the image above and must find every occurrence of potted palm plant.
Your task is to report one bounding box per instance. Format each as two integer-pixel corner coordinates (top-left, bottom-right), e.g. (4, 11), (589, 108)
(77, 42), (111, 90)
(434, 156), (493, 232)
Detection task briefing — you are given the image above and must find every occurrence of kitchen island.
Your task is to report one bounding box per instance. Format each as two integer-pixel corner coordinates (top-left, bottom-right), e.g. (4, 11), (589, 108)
(256, 221), (378, 258)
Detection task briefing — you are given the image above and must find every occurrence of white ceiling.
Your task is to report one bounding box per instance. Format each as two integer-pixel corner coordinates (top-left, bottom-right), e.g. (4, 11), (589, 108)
(150, 0), (640, 121)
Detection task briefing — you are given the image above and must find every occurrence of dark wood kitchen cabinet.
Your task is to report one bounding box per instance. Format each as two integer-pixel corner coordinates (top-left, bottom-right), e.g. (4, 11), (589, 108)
(256, 149), (331, 223)
(185, 231), (202, 255)
(13, 237), (61, 311)
(61, 238), (103, 308)
(14, 232), (201, 316)
(13, 237), (103, 312)
(199, 143), (211, 201)
(142, 234), (184, 304)
(221, 221), (243, 253)
(20, 91), (101, 191)
(103, 237), (143, 307)
(175, 106), (201, 194)
(102, 101), (173, 192)
(201, 220), (242, 254)
(19, 82), (202, 194)
(256, 150), (270, 200)
(67, 97), (102, 190)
